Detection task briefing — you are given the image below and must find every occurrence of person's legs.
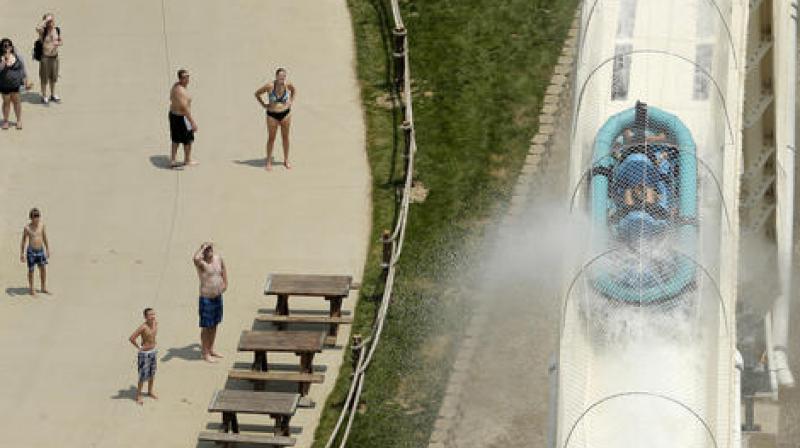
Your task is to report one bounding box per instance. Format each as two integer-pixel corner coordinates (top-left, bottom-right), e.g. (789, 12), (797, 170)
(49, 58), (59, 101)
(11, 93), (22, 128)
(208, 326), (222, 357)
(183, 143), (197, 166)
(170, 142), (179, 167)
(39, 265), (48, 293)
(280, 116), (292, 169)
(136, 380), (144, 405)
(199, 328), (211, 362)
(27, 268), (35, 295)
(135, 350), (146, 404)
(147, 378), (157, 398)
(201, 328), (216, 362)
(147, 351), (157, 398)
(265, 117), (279, 170)
(39, 63), (48, 100)
(2, 94), (11, 128)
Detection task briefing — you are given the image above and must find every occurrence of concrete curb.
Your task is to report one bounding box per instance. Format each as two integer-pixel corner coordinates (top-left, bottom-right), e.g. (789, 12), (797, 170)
(426, 11), (579, 448)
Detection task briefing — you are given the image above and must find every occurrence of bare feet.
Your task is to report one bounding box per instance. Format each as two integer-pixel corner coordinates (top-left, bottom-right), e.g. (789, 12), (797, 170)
(148, 391), (158, 399)
(210, 351), (224, 358)
(169, 160), (182, 169)
(41, 288), (50, 294)
(285, 161), (292, 169)
(29, 288), (36, 296)
(136, 395), (144, 405)
(2, 121), (9, 130)
(185, 160), (199, 167)
(265, 161), (273, 171)
(203, 354), (218, 363)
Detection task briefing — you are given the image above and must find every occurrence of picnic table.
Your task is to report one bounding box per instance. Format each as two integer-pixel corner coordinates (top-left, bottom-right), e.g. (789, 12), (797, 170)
(238, 330), (326, 395)
(263, 273), (355, 341)
(206, 389), (299, 437)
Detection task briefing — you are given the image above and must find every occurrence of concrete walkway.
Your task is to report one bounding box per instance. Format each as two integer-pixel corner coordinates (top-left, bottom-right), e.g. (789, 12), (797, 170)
(0, 1), (369, 447)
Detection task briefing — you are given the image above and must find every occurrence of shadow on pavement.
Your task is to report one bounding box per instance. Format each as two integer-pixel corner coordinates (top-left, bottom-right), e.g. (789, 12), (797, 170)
(5, 287), (31, 297)
(161, 343), (202, 362)
(233, 158), (267, 168)
(20, 92), (43, 105)
(149, 155), (183, 170)
(110, 386), (138, 402)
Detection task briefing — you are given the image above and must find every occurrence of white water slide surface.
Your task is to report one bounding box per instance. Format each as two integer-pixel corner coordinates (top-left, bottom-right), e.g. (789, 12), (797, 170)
(559, 1), (747, 447)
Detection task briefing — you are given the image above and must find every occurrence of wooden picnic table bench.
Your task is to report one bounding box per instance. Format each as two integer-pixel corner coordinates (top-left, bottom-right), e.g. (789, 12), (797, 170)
(203, 389), (299, 439)
(238, 330), (326, 395)
(264, 273), (356, 342)
(198, 431), (295, 446)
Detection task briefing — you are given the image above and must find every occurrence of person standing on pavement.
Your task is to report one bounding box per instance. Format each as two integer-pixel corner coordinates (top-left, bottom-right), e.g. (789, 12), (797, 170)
(193, 242), (226, 363)
(36, 13), (62, 104)
(168, 69), (198, 168)
(0, 38), (33, 130)
(254, 68), (296, 171)
(19, 207), (50, 295)
(128, 307), (159, 405)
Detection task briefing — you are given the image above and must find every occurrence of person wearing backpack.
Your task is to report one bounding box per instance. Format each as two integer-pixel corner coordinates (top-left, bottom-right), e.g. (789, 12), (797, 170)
(35, 13), (62, 104)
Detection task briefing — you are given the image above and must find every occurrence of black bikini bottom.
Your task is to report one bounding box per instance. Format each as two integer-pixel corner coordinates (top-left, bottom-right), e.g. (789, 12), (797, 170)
(267, 109), (291, 122)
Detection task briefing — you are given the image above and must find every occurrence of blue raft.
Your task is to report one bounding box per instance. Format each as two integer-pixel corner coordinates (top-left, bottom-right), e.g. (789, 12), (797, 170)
(589, 103), (697, 304)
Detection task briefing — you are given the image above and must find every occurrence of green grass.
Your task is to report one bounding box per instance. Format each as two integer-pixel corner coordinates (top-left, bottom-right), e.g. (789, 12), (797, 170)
(313, 0), (578, 446)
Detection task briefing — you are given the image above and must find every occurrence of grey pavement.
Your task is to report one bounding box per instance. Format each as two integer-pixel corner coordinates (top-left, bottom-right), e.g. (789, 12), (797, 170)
(0, 1), (369, 447)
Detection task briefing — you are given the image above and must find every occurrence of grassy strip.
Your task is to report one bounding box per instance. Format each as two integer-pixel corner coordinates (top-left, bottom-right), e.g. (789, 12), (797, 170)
(314, 0), (578, 446)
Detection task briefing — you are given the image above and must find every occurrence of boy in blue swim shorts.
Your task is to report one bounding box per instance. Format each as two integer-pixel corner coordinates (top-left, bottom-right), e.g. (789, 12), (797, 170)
(19, 208), (50, 296)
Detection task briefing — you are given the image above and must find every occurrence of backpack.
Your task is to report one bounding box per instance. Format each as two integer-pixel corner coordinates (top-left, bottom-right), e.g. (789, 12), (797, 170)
(33, 26), (60, 61)
(33, 40), (42, 61)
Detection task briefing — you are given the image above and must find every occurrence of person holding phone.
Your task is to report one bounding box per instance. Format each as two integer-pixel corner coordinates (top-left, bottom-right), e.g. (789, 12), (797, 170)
(0, 38), (33, 130)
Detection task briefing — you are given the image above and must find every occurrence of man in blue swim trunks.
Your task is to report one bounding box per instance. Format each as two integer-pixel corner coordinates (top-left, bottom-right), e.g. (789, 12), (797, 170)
(193, 242), (227, 363)
(19, 207), (50, 295)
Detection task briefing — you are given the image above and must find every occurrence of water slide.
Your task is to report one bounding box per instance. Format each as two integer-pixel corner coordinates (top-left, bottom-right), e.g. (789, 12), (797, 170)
(557, 1), (749, 446)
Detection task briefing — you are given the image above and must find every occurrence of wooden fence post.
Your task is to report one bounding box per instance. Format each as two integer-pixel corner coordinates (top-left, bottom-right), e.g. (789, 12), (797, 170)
(351, 333), (363, 373)
(392, 26), (407, 91)
(381, 229), (392, 275)
(401, 121), (412, 181)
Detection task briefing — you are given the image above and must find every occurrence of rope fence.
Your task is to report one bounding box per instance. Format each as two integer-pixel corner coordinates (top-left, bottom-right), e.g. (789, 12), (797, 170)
(323, 1), (417, 446)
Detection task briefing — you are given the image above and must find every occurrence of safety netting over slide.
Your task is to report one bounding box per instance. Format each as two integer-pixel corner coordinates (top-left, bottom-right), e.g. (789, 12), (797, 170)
(557, 0), (746, 447)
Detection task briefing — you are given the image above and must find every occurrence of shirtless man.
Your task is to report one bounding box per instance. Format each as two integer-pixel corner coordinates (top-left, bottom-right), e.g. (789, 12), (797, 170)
(19, 207), (50, 295)
(193, 242), (227, 362)
(168, 69), (198, 168)
(129, 308), (159, 405)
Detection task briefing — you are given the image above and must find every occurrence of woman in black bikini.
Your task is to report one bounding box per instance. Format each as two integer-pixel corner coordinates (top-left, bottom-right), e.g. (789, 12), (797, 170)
(254, 68), (296, 171)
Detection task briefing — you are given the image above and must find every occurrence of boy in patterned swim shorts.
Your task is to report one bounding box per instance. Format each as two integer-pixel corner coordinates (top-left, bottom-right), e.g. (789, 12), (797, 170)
(19, 208), (50, 295)
(129, 308), (159, 405)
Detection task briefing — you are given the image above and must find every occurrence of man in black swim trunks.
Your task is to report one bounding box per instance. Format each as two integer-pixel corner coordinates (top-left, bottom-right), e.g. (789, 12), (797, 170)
(168, 69), (198, 168)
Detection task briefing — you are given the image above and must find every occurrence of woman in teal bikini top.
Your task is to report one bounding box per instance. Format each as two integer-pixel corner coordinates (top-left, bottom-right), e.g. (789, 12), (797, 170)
(254, 68), (297, 170)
